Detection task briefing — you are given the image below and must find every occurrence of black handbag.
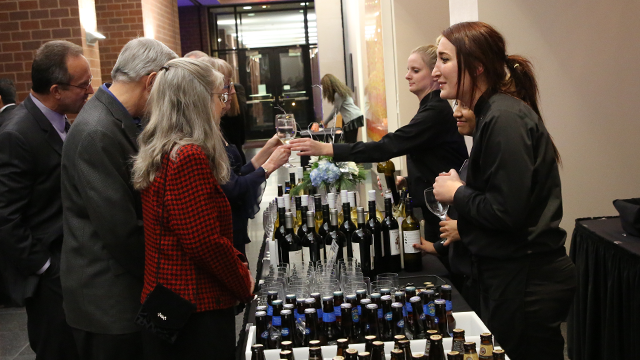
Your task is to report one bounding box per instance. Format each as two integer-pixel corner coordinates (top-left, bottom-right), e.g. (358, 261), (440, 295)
(135, 155), (197, 344)
(613, 198), (640, 237)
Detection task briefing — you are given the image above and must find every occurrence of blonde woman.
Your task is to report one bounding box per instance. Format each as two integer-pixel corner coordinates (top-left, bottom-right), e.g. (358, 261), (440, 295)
(132, 58), (254, 359)
(320, 73), (364, 143)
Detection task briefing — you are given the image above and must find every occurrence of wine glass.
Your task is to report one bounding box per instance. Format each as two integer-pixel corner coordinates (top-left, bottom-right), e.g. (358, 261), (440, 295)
(276, 114), (296, 168)
(425, 187), (449, 244)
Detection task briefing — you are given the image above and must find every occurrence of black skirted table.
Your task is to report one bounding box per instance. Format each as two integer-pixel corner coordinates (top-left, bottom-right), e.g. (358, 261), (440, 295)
(567, 216), (640, 360)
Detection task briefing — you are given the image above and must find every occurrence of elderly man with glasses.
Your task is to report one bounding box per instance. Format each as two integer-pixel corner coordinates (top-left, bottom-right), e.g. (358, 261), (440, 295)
(60, 38), (177, 360)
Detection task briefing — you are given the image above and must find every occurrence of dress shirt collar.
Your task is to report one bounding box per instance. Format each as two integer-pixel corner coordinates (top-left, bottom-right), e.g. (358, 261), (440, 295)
(0, 103), (15, 113)
(101, 83), (141, 127)
(30, 94), (67, 141)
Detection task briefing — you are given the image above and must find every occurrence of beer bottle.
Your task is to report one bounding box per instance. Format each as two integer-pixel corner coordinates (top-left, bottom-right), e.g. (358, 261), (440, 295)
(391, 302), (405, 337)
(295, 298), (306, 337)
(285, 213), (303, 264)
(325, 209), (346, 261)
(363, 303), (380, 338)
(364, 335), (377, 353)
(281, 309), (294, 343)
(280, 350), (294, 360)
(451, 329), (465, 353)
(463, 342), (478, 360)
(294, 196), (302, 232)
(380, 295), (394, 341)
(404, 287), (417, 336)
(371, 341), (385, 360)
(316, 195), (326, 236)
(339, 191), (357, 258)
(424, 329), (439, 357)
(359, 298), (372, 333)
(390, 349), (405, 360)
(310, 293), (323, 322)
(446, 351), (463, 360)
(321, 296), (339, 345)
(345, 348), (359, 360)
(427, 335), (445, 360)
(365, 190), (384, 275)
(267, 290), (279, 323)
(394, 291), (407, 321)
(251, 344), (266, 360)
(269, 300), (284, 349)
(491, 349), (505, 360)
(358, 352), (372, 360)
(305, 211), (324, 263)
(297, 195), (310, 238)
(440, 285), (456, 333)
(304, 308), (319, 345)
(255, 311), (269, 347)
(398, 340), (412, 360)
(354, 207), (373, 277)
(356, 290), (368, 315)
(278, 184), (284, 197)
(393, 334), (406, 350)
(381, 196), (401, 272)
(420, 289), (437, 331)
(478, 333), (493, 360)
(402, 196), (422, 272)
(409, 296), (427, 339)
(281, 340), (293, 351)
(370, 293), (383, 323)
(337, 338), (349, 357)
(434, 299), (449, 337)
(333, 291), (344, 329)
(308, 345), (323, 360)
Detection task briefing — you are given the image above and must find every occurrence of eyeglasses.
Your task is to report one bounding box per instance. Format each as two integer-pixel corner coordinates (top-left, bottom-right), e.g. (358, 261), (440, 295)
(214, 92), (229, 103)
(223, 81), (234, 90)
(59, 76), (93, 91)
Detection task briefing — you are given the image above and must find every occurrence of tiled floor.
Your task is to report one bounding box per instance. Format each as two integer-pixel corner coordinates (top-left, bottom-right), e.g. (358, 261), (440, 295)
(0, 146), (570, 360)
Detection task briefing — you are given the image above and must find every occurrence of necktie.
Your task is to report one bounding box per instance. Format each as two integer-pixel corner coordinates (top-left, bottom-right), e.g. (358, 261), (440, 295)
(64, 119), (71, 133)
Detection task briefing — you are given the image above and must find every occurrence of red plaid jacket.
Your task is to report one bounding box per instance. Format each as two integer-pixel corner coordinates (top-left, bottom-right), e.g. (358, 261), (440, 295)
(141, 144), (253, 311)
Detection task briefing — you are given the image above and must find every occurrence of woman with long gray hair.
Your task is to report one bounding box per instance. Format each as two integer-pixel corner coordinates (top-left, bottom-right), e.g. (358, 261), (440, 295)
(132, 58), (254, 359)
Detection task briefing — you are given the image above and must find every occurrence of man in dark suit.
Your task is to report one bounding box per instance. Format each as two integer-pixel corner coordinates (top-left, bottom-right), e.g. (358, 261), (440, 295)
(0, 78), (18, 127)
(61, 38), (177, 360)
(0, 40), (93, 360)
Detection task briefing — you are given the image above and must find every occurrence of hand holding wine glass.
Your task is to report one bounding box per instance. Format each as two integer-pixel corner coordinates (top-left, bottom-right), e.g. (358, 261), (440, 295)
(275, 114), (296, 168)
(433, 169), (463, 204)
(425, 187), (449, 246)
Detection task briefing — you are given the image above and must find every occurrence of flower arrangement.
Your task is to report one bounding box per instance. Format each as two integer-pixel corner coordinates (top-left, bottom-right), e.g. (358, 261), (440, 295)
(291, 156), (367, 194)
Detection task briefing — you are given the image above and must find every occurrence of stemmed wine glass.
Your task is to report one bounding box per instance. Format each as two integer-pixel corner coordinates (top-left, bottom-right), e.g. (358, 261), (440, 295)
(425, 187), (449, 244)
(276, 114), (296, 168)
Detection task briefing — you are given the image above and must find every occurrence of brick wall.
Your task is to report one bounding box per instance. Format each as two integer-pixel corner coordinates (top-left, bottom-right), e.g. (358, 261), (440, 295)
(179, 5), (209, 56)
(95, 0), (144, 83)
(141, 0), (181, 56)
(0, 0), (91, 102)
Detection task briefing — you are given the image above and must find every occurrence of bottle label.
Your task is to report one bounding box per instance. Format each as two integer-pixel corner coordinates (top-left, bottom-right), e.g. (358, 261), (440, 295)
(323, 312), (336, 323)
(352, 312), (360, 323)
(302, 248), (310, 263)
(334, 306), (341, 316)
(419, 313), (426, 320)
(479, 345), (493, 357)
(267, 306), (273, 316)
(377, 308), (383, 319)
(427, 301), (436, 317)
(305, 328), (311, 335)
(317, 309), (323, 318)
(296, 312), (306, 322)
(405, 302), (413, 313)
(403, 230), (420, 254)
(397, 319), (404, 328)
(272, 316), (281, 326)
(352, 243), (360, 265)
(446, 300), (452, 312)
(385, 312), (393, 321)
(281, 327), (289, 336)
(357, 305), (362, 316)
(261, 330), (268, 339)
(389, 229), (400, 255)
(290, 250), (303, 264)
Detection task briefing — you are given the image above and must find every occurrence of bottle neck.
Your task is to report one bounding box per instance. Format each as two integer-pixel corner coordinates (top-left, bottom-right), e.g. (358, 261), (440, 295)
(405, 201), (413, 217)
(368, 201), (377, 220)
(384, 200), (393, 218)
(342, 203), (351, 220)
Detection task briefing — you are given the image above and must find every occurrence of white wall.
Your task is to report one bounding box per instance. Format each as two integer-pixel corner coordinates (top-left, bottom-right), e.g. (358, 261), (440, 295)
(478, 1), (640, 246)
(315, 0), (346, 120)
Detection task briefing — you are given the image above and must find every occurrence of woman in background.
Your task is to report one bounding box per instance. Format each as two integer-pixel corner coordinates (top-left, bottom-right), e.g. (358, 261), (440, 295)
(432, 21), (576, 360)
(132, 58), (254, 359)
(320, 73), (364, 143)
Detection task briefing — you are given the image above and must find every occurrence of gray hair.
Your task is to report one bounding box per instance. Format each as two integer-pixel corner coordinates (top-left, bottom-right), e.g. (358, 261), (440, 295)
(183, 50), (208, 59)
(111, 38), (178, 83)
(31, 40), (83, 94)
(132, 58), (228, 190)
(197, 57), (232, 81)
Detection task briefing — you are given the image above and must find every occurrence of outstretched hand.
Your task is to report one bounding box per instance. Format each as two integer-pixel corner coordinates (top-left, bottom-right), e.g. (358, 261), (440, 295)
(287, 138), (333, 157)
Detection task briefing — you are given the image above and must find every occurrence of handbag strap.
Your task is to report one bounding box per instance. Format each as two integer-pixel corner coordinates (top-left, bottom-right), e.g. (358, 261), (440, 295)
(154, 148), (198, 307)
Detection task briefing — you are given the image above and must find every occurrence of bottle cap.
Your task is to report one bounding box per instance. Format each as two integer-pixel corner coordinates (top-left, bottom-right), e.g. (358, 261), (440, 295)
(368, 190), (376, 202)
(333, 291), (343, 297)
(340, 303), (352, 309)
(381, 295), (392, 302)
(281, 309), (292, 315)
(296, 166), (303, 178)
(328, 193), (336, 208)
(330, 208), (339, 226)
(285, 212), (293, 228)
(409, 296), (421, 303)
(305, 298), (316, 305)
(272, 300), (283, 306)
(391, 302), (404, 308)
(434, 299), (446, 305)
(346, 294), (357, 301)
(360, 298), (371, 305)
(356, 206), (365, 223)
(301, 195), (308, 206)
(283, 195), (290, 210)
(370, 292), (381, 299)
(384, 190), (392, 199)
(348, 191), (356, 206)
(365, 303), (378, 310)
(405, 286), (416, 292)
(277, 196), (284, 207)
(341, 190), (349, 203)
(307, 211), (315, 227)
(441, 285), (452, 291)
(322, 296), (333, 302)
(255, 311), (266, 317)
(304, 308), (317, 314)
(356, 289), (367, 295)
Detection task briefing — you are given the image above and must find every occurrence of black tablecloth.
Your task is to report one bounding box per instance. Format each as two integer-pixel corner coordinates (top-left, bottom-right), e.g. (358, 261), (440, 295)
(567, 216), (640, 360)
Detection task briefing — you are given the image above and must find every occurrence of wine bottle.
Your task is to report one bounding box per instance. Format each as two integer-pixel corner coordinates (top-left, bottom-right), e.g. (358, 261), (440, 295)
(275, 197), (287, 265)
(305, 210), (324, 263)
(293, 196), (302, 232)
(338, 190), (347, 225)
(339, 193), (357, 260)
(348, 191), (358, 225)
(402, 196), (422, 272)
(296, 166), (307, 195)
(285, 212), (303, 264)
(296, 195), (309, 239)
(381, 197), (401, 272)
(353, 207), (373, 277)
(289, 171), (296, 194)
(319, 199), (331, 241)
(278, 184), (284, 197)
(365, 190), (383, 275)
(377, 160), (399, 204)
(324, 209), (346, 261)
(314, 195), (324, 234)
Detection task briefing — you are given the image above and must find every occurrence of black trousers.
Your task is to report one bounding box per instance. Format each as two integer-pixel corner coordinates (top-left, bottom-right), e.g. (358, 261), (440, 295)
(475, 249), (576, 360)
(142, 307), (236, 360)
(24, 264), (79, 360)
(72, 329), (143, 360)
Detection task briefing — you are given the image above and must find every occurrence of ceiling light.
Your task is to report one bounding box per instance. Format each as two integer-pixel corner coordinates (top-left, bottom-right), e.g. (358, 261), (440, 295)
(248, 13), (255, 16)
(262, 5), (267, 8)
(300, 2), (305, 5)
(243, 6), (251, 9)
(218, 38), (222, 42)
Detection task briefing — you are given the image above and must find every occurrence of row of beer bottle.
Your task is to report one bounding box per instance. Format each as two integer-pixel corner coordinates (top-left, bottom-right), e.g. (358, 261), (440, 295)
(274, 190), (423, 273)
